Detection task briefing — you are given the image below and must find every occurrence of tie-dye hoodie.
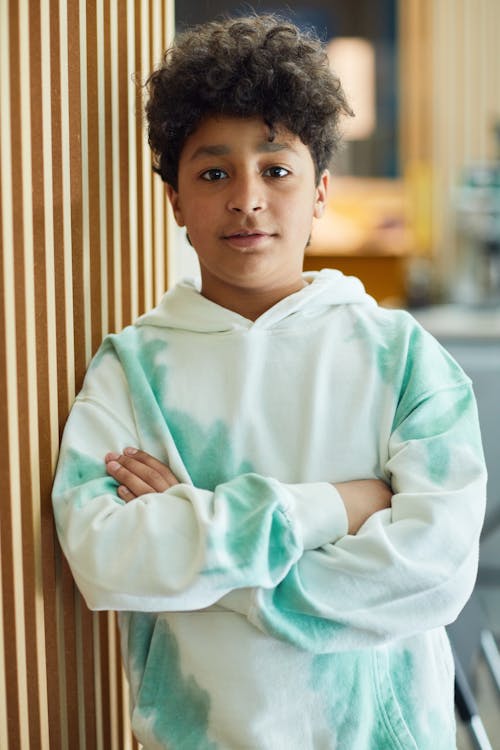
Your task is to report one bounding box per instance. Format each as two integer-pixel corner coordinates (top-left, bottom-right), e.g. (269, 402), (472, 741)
(52, 269), (487, 749)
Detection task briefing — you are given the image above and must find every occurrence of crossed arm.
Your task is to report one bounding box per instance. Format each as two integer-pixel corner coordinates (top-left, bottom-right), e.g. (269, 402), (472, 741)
(53, 384), (485, 650)
(105, 447), (393, 535)
(52, 325), (487, 651)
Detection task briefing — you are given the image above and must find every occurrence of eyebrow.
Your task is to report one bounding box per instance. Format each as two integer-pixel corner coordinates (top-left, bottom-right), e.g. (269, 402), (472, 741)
(189, 141), (297, 161)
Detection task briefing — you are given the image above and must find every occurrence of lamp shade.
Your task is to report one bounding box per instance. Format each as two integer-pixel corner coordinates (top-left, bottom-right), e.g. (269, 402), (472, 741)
(327, 37), (376, 140)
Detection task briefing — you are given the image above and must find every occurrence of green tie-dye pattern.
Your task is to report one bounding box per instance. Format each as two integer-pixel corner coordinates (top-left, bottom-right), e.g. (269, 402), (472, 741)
(111, 330), (255, 487)
(395, 384), (480, 483)
(387, 648), (456, 749)
(426, 441), (450, 484)
(112, 331), (297, 578)
(53, 448), (122, 510)
(166, 410), (254, 490)
(310, 651), (398, 749)
(386, 650), (421, 743)
(346, 312), (418, 387)
(198, 473), (300, 582)
(348, 311), (484, 481)
(128, 613), (218, 749)
(124, 611), (157, 698)
(255, 565), (345, 651)
(116, 335), (175, 441)
(310, 646), (455, 748)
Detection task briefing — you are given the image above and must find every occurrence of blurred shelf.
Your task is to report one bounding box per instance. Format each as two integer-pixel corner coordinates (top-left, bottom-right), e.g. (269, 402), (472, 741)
(303, 251), (408, 305)
(306, 176), (414, 304)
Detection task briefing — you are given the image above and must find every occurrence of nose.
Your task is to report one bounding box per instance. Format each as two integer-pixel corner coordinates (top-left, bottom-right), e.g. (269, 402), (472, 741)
(226, 173), (264, 214)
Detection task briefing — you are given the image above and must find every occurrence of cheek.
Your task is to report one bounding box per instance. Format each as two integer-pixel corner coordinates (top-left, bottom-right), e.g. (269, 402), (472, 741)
(181, 205), (221, 252)
(179, 202), (210, 235)
(284, 195), (316, 230)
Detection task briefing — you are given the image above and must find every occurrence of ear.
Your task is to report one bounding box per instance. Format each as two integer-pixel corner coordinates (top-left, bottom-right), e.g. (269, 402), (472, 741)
(165, 184), (185, 227)
(313, 169), (330, 219)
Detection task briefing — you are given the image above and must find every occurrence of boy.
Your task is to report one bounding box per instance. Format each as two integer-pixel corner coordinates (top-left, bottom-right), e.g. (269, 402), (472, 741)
(53, 15), (487, 749)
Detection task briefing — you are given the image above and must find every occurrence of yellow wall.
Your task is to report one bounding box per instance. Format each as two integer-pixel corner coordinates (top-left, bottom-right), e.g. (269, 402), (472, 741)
(0, 1), (174, 747)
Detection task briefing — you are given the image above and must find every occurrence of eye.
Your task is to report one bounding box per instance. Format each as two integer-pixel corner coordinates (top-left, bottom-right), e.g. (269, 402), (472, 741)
(200, 168), (228, 181)
(263, 166), (290, 178)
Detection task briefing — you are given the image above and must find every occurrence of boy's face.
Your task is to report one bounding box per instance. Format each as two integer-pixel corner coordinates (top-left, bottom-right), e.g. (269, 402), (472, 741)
(166, 115), (329, 309)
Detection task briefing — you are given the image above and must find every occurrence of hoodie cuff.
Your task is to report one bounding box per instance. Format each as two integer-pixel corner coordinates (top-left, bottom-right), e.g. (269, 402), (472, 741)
(283, 482), (348, 550)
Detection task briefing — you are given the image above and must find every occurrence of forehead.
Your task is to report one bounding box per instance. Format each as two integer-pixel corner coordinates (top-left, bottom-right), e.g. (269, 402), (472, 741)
(180, 115), (309, 162)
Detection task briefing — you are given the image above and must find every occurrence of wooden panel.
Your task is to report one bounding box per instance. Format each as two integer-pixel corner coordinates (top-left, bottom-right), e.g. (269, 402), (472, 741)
(0, 1), (174, 747)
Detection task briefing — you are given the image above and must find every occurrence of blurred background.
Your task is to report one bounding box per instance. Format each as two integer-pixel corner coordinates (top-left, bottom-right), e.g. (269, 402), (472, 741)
(1, 1), (499, 748)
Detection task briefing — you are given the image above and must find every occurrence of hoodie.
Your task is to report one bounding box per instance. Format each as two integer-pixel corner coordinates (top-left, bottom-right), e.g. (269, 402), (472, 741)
(52, 269), (487, 749)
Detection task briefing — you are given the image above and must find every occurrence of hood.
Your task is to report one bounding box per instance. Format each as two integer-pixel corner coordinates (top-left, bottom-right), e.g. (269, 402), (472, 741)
(135, 269), (376, 334)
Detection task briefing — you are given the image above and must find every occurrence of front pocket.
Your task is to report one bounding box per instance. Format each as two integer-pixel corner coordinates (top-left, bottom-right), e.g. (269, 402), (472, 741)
(131, 615), (218, 750)
(371, 647), (419, 750)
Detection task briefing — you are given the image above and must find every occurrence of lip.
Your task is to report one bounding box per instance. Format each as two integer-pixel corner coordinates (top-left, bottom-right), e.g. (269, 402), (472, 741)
(222, 230), (274, 249)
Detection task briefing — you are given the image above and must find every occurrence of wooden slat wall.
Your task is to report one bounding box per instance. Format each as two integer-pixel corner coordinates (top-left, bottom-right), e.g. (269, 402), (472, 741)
(399, 0), (500, 276)
(0, 1), (174, 747)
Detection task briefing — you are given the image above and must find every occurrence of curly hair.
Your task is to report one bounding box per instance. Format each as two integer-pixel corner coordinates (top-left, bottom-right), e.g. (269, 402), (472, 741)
(145, 14), (353, 189)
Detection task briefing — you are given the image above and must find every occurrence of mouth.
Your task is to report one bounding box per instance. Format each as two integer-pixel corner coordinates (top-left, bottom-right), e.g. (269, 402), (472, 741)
(223, 230), (271, 239)
(222, 230), (274, 250)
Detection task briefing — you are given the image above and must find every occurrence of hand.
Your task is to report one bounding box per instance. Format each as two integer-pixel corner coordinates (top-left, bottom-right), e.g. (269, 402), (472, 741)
(334, 479), (392, 535)
(105, 448), (180, 502)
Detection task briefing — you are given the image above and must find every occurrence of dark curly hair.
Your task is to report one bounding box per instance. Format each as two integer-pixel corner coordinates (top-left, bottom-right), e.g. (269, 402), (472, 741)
(145, 14), (353, 189)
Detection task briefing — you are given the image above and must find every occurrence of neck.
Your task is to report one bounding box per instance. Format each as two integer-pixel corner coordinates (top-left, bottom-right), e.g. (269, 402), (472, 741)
(200, 277), (308, 321)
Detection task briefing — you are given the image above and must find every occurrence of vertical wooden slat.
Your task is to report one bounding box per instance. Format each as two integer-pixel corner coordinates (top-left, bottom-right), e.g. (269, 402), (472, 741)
(3, 1), (29, 747)
(98, 614), (111, 750)
(39, 0), (65, 730)
(0, 119), (10, 733)
(59, 6), (83, 745)
(67, 0), (86, 387)
(110, 0), (123, 333)
(103, 1), (116, 336)
(20, 0), (43, 736)
(141, 0), (154, 312)
(78, 0), (93, 368)
(79, 2), (99, 743)
(114, 614), (126, 750)
(107, 611), (120, 750)
(86, 0), (104, 355)
(0, 6), (20, 745)
(0, 531), (9, 750)
(128, 0), (139, 322)
(25, 0), (52, 746)
(92, 614), (104, 750)
(118, 1), (132, 326)
(96, 0), (109, 339)
(2, 1), (174, 747)
(44, 1), (68, 742)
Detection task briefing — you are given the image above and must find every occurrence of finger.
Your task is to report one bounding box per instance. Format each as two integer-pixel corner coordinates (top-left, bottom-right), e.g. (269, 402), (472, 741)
(106, 460), (155, 497)
(104, 448), (180, 495)
(117, 484), (136, 503)
(105, 449), (179, 493)
(121, 448), (180, 488)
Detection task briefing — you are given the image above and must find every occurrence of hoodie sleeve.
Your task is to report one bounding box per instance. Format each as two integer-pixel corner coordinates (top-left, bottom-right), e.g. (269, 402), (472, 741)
(228, 357), (487, 652)
(52, 344), (348, 612)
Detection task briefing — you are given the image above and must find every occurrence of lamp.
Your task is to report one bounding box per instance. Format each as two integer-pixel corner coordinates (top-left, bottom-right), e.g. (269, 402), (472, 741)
(327, 37), (376, 141)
